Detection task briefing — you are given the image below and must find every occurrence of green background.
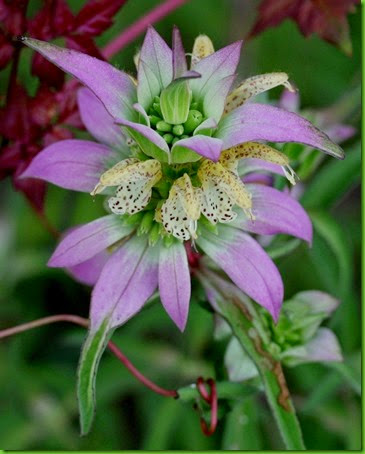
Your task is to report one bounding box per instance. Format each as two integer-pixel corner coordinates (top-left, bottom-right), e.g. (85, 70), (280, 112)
(0, 0), (361, 450)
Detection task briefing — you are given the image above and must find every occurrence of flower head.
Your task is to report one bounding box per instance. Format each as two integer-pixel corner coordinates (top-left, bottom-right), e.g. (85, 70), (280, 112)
(20, 26), (347, 434)
(21, 27), (343, 332)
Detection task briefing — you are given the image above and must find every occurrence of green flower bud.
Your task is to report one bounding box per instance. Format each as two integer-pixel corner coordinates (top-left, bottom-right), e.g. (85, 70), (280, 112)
(156, 121), (172, 132)
(163, 133), (174, 144)
(172, 124), (184, 136)
(148, 223), (161, 246)
(153, 96), (160, 104)
(172, 137), (180, 146)
(153, 102), (162, 116)
(190, 102), (199, 110)
(137, 211), (155, 235)
(181, 134), (189, 139)
(183, 110), (203, 134)
(149, 115), (161, 127)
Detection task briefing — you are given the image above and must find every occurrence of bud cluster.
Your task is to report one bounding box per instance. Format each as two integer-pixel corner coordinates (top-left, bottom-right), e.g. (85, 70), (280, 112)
(148, 95), (205, 146)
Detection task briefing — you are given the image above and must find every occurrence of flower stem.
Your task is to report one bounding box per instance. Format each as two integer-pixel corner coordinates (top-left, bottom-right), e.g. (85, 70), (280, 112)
(216, 298), (305, 450)
(0, 314), (177, 398)
(102, 0), (190, 58)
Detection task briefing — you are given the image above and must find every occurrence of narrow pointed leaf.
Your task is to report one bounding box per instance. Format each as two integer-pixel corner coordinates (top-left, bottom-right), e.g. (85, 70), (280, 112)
(78, 318), (112, 435)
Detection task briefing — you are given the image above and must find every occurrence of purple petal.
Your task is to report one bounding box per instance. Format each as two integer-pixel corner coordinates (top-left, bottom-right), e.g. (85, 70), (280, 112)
(278, 88), (300, 112)
(190, 41), (242, 104)
(68, 251), (109, 286)
(242, 173), (274, 185)
(20, 139), (117, 192)
(172, 26), (187, 79)
(49, 215), (132, 267)
(22, 38), (137, 120)
(216, 103), (345, 159)
(116, 117), (169, 162)
(172, 135), (223, 162)
(90, 235), (159, 331)
(236, 184), (312, 243)
(239, 158), (284, 178)
(197, 225), (283, 320)
(324, 124), (356, 143)
(137, 27), (173, 109)
(77, 87), (127, 150)
(282, 328), (343, 365)
(203, 74), (236, 121)
(292, 290), (340, 316)
(159, 242), (191, 331)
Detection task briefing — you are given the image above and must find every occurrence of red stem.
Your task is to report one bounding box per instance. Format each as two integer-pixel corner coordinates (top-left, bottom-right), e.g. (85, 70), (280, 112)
(107, 341), (177, 397)
(197, 376), (210, 402)
(102, 0), (190, 58)
(197, 377), (218, 436)
(0, 314), (177, 398)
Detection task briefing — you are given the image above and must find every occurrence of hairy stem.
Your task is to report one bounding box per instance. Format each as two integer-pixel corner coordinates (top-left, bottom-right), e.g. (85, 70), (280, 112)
(218, 298), (305, 450)
(0, 314), (177, 398)
(103, 0), (189, 58)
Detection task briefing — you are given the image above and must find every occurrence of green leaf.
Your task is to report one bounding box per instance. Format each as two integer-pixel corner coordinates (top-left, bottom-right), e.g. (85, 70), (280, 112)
(309, 211), (352, 294)
(77, 319), (112, 435)
(301, 143), (360, 209)
(160, 80), (191, 124)
(222, 398), (263, 450)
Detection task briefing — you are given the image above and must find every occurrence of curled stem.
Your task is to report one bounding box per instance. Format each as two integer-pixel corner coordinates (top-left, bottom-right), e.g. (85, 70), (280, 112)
(197, 377), (218, 436)
(0, 314), (177, 398)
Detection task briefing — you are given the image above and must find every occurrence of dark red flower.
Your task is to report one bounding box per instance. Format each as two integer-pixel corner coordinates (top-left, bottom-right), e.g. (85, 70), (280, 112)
(249, 0), (359, 55)
(0, 0), (127, 211)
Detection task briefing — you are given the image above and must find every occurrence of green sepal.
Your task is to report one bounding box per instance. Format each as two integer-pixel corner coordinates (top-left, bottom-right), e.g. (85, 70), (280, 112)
(77, 319), (113, 435)
(160, 80), (191, 125)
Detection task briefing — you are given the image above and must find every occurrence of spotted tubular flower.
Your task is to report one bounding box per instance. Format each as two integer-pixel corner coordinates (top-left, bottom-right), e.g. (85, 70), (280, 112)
(20, 28), (344, 433)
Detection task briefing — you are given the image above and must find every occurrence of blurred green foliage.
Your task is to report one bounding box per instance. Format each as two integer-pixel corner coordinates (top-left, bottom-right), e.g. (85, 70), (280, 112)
(0, 0), (361, 450)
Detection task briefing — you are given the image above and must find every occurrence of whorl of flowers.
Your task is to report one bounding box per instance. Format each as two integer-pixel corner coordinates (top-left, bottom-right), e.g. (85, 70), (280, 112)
(20, 27), (344, 432)
(21, 26), (345, 329)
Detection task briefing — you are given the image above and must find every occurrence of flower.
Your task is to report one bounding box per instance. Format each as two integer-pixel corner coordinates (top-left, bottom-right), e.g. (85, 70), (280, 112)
(21, 27), (344, 331)
(0, 0), (127, 211)
(20, 26), (345, 434)
(248, 0), (359, 55)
